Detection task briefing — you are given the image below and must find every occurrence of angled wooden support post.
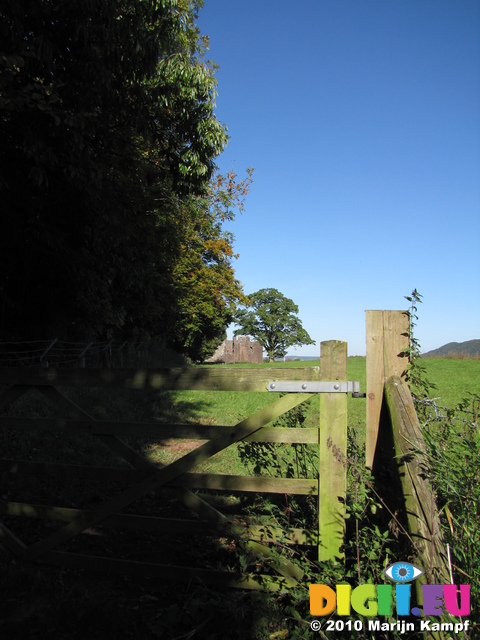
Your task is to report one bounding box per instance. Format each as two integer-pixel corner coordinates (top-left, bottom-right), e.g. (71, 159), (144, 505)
(318, 340), (347, 562)
(365, 310), (410, 468)
(384, 376), (450, 586)
(385, 375), (450, 640)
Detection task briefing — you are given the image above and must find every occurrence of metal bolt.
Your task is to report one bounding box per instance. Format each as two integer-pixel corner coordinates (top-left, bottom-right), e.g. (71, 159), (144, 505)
(270, 383), (276, 390)
(333, 384), (340, 390)
(301, 383), (307, 390)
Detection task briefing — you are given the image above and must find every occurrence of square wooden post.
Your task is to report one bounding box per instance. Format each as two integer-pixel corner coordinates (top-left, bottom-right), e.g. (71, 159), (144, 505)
(318, 340), (348, 562)
(365, 310), (410, 468)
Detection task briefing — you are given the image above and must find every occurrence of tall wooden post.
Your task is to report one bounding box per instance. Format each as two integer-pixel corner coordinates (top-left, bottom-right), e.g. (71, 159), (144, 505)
(318, 340), (347, 562)
(365, 310), (410, 468)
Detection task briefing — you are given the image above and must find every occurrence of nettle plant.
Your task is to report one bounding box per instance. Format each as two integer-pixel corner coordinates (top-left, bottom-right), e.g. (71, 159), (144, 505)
(404, 290), (479, 635)
(403, 289), (437, 405)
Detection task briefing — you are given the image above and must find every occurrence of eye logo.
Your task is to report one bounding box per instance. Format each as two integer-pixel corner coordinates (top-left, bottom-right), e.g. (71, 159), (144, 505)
(384, 562), (423, 583)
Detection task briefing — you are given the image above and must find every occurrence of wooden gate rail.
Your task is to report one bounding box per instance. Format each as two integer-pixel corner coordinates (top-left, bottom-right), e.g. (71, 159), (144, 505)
(0, 342), (352, 588)
(0, 459), (318, 495)
(0, 366), (320, 391)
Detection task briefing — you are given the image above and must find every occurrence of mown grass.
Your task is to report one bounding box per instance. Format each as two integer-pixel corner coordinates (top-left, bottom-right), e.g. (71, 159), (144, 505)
(421, 357), (480, 407)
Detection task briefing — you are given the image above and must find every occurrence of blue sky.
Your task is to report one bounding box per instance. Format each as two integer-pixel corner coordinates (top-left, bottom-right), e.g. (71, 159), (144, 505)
(197, 0), (480, 356)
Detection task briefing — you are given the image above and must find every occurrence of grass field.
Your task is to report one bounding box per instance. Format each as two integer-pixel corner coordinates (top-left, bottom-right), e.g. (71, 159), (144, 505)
(421, 357), (480, 406)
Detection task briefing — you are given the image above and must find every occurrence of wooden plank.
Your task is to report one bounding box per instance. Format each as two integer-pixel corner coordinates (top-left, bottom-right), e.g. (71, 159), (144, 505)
(318, 340), (347, 562)
(384, 376), (450, 588)
(0, 460), (317, 494)
(0, 501), (317, 544)
(0, 501), (213, 534)
(42, 551), (299, 591)
(2, 379), (312, 581)
(0, 366), (320, 392)
(1, 468), (306, 581)
(0, 459), (146, 481)
(177, 473), (317, 495)
(0, 417), (319, 444)
(22, 392), (311, 563)
(366, 310), (410, 468)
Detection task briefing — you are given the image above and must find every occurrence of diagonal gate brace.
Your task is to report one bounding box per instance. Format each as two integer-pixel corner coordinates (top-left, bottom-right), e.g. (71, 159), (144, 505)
(22, 392), (311, 581)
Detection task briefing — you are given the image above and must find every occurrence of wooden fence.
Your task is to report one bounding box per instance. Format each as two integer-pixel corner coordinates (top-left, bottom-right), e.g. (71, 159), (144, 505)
(0, 313), (451, 602)
(0, 339), (358, 589)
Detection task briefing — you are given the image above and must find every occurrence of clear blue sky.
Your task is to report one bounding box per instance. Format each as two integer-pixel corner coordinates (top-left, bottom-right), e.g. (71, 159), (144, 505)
(197, 0), (480, 356)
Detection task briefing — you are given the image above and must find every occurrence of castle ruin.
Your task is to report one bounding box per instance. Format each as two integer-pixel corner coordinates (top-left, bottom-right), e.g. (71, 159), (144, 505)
(205, 335), (263, 364)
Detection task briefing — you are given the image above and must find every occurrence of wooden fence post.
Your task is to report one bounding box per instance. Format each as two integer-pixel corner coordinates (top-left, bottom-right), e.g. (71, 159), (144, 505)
(384, 376), (450, 586)
(318, 340), (347, 562)
(365, 310), (410, 468)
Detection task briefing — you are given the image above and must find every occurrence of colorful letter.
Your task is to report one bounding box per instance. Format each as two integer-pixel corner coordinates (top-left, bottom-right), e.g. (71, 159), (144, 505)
(422, 585), (444, 616)
(377, 584), (393, 616)
(395, 584), (411, 616)
(336, 584), (351, 616)
(309, 585), (336, 616)
(351, 584), (377, 616)
(444, 585), (470, 616)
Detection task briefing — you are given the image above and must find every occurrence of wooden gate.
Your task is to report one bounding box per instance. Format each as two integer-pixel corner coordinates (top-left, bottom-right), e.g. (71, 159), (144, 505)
(0, 340), (356, 589)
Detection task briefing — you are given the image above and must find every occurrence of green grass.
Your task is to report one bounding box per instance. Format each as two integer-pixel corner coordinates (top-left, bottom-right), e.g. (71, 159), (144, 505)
(421, 357), (480, 407)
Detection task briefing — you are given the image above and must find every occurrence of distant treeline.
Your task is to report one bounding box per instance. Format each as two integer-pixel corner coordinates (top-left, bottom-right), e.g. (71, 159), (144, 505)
(423, 339), (480, 359)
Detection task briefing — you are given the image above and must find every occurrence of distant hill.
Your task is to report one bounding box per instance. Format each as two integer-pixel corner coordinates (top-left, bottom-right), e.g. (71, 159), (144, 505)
(423, 339), (480, 358)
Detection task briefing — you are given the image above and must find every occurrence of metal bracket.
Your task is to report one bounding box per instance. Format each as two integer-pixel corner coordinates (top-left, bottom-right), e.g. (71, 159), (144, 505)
(266, 381), (362, 394)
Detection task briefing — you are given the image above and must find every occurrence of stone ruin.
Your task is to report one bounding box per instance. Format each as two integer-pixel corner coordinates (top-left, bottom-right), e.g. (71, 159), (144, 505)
(205, 335), (263, 364)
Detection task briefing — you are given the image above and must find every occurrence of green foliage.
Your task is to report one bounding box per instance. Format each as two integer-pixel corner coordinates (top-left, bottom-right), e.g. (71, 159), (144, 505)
(403, 292), (479, 636)
(403, 290), (437, 406)
(234, 288), (316, 362)
(0, 0), (244, 357)
(238, 402), (318, 480)
(170, 169), (254, 361)
(237, 413), (408, 639)
(417, 392), (480, 626)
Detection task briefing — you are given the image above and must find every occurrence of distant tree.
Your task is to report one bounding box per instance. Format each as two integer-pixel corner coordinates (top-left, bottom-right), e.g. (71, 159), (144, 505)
(234, 288), (315, 362)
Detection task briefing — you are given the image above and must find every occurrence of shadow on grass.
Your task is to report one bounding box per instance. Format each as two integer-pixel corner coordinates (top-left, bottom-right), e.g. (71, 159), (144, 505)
(0, 383), (304, 639)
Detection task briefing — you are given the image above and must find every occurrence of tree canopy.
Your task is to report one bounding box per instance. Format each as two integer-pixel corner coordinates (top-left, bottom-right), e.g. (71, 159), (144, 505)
(234, 288), (316, 362)
(170, 169), (253, 361)
(0, 0), (249, 360)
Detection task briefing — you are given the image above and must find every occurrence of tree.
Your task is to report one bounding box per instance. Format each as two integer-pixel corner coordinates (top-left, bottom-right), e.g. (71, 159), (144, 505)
(0, 0), (228, 343)
(234, 288), (316, 362)
(169, 169), (253, 361)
